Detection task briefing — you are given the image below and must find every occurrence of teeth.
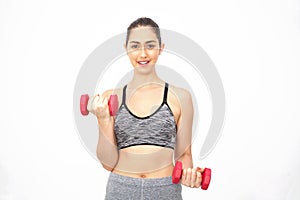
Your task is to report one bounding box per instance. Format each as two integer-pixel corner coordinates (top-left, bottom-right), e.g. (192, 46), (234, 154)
(138, 61), (148, 64)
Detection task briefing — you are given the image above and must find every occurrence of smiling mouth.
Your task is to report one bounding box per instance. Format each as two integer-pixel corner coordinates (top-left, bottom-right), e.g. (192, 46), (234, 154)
(137, 60), (150, 66)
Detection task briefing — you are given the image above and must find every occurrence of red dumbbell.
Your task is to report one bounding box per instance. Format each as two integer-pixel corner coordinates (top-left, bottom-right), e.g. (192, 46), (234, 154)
(172, 161), (211, 190)
(80, 94), (119, 116)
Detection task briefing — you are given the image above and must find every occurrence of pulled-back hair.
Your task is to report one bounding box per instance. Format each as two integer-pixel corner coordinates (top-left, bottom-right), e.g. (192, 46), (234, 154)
(126, 17), (161, 47)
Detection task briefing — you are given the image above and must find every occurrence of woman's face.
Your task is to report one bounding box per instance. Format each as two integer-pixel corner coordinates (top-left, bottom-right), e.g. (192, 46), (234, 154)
(125, 26), (164, 71)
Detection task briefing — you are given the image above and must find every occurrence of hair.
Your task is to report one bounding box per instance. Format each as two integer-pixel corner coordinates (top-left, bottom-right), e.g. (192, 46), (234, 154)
(126, 17), (161, 47)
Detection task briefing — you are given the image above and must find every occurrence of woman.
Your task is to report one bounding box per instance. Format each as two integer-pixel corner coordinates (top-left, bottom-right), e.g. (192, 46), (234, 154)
(89, 17), (204, 199)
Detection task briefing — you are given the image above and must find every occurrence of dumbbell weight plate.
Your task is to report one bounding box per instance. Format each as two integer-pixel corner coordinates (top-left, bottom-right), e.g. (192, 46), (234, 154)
(108, 95), (118, 116)
(80, 94), (89, 115)
(201, 168), (211, 190)
(172, 161), (182, 184)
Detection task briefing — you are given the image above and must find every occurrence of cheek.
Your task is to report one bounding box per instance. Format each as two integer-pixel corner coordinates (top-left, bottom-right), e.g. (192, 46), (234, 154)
(127, 52), (138, 60)
(149, 51), (160, 60)
(128, 48), (141, 55)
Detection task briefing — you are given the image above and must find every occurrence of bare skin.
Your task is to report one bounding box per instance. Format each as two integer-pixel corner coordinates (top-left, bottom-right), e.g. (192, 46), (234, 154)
(88, 26), (204, 188)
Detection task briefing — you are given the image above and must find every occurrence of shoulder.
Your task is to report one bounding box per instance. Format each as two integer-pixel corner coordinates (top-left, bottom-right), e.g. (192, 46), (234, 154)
(101, 86), (124, 103)
(166, 84), (193, 122)
(168, 84), (193, 105)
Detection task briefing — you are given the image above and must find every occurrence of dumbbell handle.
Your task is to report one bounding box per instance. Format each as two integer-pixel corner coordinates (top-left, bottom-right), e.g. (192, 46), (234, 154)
(80, 94), (119, 116)
(172, 161), (211, 190)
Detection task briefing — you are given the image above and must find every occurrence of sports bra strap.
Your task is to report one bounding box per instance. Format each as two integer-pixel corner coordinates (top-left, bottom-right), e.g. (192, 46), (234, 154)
(163, 82), (169, 103)
(122, 85), (127, 105)
(122, 83), (168, 105)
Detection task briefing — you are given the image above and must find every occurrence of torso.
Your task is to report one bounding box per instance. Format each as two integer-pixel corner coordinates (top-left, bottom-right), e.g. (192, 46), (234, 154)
(112, 145), (174, 178)
(108, 82), (181, 178)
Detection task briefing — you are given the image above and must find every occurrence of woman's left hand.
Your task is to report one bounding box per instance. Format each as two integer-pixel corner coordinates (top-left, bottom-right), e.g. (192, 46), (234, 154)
(181, 167), (204, 188)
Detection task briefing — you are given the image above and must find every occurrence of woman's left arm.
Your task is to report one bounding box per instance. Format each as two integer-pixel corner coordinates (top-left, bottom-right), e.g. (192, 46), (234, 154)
(174, 88), (193, 168)
(174, 89), (202, 188)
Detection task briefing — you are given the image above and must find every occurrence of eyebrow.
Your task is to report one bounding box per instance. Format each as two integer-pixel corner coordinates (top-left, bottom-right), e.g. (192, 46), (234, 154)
(129, 40), (157, 44)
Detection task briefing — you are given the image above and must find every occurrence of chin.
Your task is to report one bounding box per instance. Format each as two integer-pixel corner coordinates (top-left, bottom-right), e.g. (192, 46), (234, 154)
(134, 65), (155, 74)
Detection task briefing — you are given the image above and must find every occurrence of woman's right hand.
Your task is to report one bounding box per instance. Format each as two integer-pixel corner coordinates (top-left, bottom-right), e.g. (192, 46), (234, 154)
(87, 94), (112, 121)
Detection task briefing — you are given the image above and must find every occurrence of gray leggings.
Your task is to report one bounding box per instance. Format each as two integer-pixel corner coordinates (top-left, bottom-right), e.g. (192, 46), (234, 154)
(105, 172), (182, 200)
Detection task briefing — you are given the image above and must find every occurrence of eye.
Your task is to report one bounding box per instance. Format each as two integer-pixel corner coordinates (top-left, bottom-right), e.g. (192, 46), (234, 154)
(131, 44), (139, 49)
(146, 44), (156, 49)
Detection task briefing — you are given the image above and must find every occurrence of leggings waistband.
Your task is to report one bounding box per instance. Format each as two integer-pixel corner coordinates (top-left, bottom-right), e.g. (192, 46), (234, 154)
(108, 172), (173, 187)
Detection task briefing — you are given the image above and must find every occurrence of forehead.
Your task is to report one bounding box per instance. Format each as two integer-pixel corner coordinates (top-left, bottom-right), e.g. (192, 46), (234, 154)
(128, 27), (158, 42)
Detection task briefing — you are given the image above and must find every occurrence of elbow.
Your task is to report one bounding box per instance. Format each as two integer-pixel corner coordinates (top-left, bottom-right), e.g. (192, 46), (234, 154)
(96, 151), (118, 171)
(101, 163), (115, 172)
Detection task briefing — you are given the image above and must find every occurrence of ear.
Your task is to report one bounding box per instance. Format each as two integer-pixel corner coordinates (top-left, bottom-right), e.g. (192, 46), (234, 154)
(159, 43), (165, 55)
(124, 43), (128, 54)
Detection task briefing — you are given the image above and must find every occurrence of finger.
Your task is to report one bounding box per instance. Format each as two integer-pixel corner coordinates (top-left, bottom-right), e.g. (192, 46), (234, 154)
(181, 168), (187, 184)
(195, 171), (202, 188)
(99, 96), (109, 111)
(102, 96), (108, 106)
(87, 97), (92, 112)
(185, 168), (192, 187)
(88, 94), (99, 112)
(196, 167), (205, 173)
(190, 168), (197, 188)
(93, 95), (101, 111)
(101, 97), (110, 115)
(94, 94), (100, 104)
(100, 96), (110, 107)
(99, 95), (105, 104)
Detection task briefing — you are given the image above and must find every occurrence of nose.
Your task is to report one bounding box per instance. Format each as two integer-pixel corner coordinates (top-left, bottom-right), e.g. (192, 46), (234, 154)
(139, 47), (147, 58)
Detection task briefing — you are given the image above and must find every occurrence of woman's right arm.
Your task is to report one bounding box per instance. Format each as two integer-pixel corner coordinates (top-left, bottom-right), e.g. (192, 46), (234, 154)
(88, 89), (119, 171)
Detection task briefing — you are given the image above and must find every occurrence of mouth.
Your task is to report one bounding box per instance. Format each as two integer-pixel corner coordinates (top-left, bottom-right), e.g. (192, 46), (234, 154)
(137, 60), (150, 66)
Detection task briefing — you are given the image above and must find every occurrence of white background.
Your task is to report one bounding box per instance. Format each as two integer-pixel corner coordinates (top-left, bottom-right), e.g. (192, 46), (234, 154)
(1, 0), (300, 199)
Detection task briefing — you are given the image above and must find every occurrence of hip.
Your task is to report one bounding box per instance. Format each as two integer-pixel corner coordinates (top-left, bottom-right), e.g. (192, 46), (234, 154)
(105, 172), (182, 200)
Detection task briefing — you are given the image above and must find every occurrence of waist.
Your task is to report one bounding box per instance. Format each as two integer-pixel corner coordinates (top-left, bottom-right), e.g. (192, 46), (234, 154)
(112, 145), (174, 177)
(112, 164), (174, 179)
(108, 172), (174, 186)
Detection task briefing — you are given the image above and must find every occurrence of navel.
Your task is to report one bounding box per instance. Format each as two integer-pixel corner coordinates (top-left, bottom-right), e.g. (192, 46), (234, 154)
(140, 174), (146, 178)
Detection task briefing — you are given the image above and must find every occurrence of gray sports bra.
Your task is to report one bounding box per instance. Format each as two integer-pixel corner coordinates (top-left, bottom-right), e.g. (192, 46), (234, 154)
(114, 83), (177, 150)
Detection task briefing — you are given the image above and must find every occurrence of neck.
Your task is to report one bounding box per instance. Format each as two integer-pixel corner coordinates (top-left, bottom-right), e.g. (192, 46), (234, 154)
(128, 70), (164, 89)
